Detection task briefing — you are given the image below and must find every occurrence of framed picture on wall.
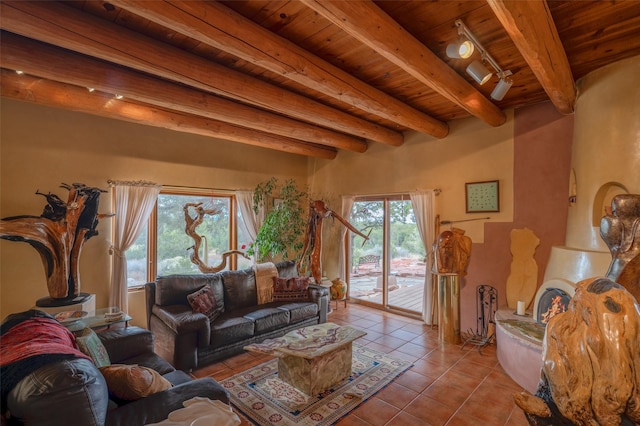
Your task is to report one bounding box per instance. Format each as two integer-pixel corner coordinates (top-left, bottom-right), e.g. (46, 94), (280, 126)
(465, 180), (500, 213)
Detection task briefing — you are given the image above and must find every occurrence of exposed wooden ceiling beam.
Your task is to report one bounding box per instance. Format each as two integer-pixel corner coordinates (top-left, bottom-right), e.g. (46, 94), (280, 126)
(1, 33), (365, 153)
(300, 0), (507, 127)
(0, 1), (402, 146)
(487, 0), (576, 114)
(1, 70), (337, 159)
(109, 0), (449, 138)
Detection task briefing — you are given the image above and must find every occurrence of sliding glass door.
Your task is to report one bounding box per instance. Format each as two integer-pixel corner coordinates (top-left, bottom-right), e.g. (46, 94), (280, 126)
(348, 196), (426, 316)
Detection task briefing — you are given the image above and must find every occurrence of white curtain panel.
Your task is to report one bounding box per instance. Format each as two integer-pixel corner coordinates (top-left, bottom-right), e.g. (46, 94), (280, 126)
(108, 180), (161, 313)
(338, 196), (355, 281)
(410, 190), (437, 325)
(235, 190), (265, 262)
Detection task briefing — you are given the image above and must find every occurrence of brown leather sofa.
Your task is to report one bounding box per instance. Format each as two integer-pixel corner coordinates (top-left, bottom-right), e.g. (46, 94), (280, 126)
(145, 260), (329, 371)
(1, 310), (229, 426)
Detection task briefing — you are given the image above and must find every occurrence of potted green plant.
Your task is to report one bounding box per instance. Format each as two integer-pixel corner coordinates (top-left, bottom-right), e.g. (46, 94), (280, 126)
(247, 178), (308, 262)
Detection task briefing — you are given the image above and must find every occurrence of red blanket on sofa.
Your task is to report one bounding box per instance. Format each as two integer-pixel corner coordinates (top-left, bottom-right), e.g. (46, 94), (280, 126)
(1, 310), (91, 414)
(0, 317), (89, 366)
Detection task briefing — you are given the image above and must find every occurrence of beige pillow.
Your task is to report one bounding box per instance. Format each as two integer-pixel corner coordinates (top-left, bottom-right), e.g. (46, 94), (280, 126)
(99, 364), (172, 400)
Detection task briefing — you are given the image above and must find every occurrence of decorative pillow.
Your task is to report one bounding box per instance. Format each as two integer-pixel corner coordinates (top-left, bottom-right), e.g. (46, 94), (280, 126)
(99, 364), (172, 401)
(272, 276), (310, 302)
(273, 276), (311, 292)
(74, 328), (111, 368)
(273, 277), (292, 292)
(290, 276), (310, 291)
(187, 285), (223, 322)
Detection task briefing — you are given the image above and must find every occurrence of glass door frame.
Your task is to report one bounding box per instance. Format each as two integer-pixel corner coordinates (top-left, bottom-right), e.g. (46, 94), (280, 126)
(345, 195), (424, 320)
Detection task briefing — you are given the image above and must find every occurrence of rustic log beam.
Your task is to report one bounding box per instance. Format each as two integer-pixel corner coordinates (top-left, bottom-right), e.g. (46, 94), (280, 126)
(299, 0), (507, 127)
(486, 0), (576, 114)
(0, 0), (402, 146)
(0, 33), (360, 153)
(0, 70), (337, 160)
(109, 0), (449, 139)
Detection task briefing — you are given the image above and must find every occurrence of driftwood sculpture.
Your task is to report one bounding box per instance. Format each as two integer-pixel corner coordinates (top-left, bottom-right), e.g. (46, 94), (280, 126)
(184, 202), (248, 273)
(600, 194), (640, 300)
(0, 183), (110, 300)
(433, 227), (472, 275)
(515, 194), (640, 426)
(515, 277), (640, 425)
(297, 200), (369, 284)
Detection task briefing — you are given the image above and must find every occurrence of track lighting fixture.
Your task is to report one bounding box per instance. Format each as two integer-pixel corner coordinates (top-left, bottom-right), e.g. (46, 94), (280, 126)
(466, 61), (492, 85)
(491, 74), (513, 101)
(447, 19), (514, 101)
(446, 39), (474, 59)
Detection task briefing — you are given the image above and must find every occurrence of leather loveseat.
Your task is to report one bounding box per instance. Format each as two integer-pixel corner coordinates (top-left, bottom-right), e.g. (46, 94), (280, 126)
(145, 260), (329, 371)
(1, 310), (229, 426)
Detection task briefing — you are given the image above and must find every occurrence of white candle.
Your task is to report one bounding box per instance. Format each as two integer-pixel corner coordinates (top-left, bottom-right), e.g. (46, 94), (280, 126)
(517, 300), (526, 316)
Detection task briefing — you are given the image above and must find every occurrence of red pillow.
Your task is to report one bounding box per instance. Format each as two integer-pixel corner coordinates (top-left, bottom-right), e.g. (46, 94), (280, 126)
(290, 276), (310, 291)
(187, 286), (222, 322)
(272, 276), (310, 302)
(273, 276), (310, 292)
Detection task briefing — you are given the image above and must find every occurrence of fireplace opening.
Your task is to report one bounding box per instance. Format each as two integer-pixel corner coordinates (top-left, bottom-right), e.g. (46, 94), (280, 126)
(537, 288), (571, 325)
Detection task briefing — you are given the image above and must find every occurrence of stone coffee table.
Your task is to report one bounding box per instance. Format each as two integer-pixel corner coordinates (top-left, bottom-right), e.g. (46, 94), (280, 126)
(244, 322), (366, 396)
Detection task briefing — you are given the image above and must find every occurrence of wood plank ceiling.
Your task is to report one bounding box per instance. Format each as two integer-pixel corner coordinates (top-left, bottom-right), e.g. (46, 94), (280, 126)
(1, 1), (640, 159)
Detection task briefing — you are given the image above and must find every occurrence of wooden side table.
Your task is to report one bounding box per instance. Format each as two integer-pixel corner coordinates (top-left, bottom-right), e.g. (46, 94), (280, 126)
(333, 297), (347, 310)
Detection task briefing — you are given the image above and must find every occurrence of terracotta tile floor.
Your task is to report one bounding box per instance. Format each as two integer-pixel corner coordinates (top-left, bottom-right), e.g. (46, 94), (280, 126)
(192, 303), (530, 426)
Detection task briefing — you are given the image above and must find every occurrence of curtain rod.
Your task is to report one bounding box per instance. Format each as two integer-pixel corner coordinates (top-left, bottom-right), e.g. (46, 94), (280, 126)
(345, 188), (441, 197)
(159, 184), (241, 194)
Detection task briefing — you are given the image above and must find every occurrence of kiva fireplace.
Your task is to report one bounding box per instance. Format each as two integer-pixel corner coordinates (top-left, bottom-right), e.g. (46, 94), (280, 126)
(532, 278), (576, 324)
(495, 248), (609, 393)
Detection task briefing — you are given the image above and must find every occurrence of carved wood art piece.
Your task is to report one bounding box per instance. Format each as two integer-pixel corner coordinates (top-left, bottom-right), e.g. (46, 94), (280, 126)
(432, 227), (472, 275)
(600, 194), (640, 300)
(515, 194), (640, 426)
(183, 202), (249, 273)
(0, 183), (110, 301)
(506, 228), (540, 310)
(297, 200), (369, 284)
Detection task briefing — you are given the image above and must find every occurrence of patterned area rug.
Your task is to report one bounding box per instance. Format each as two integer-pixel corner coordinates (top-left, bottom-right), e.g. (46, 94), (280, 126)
(221, 344), (412, 425)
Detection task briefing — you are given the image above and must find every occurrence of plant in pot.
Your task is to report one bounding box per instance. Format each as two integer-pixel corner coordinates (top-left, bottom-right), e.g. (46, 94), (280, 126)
(247, 178), (308, 262)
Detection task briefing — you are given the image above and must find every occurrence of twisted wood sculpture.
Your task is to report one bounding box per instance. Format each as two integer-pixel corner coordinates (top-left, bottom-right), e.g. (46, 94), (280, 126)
(297, 200), (369, 284)
(515, 194), (640, 426)
(600, 194), (640, 300)
(0, 183), (110, 300)
(183, 202), (248, 273)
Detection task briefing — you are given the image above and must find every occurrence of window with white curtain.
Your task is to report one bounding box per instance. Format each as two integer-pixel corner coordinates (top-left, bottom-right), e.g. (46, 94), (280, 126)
(125, 187), (250, 287)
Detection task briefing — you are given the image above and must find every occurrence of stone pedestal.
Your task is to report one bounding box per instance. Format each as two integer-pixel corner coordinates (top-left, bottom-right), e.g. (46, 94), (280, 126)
(278, 343), (352, 396)
(437, 274), (461, 344)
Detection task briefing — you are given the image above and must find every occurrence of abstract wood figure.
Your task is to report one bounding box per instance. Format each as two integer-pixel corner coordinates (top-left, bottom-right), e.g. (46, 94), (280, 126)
(0, 183), (110, 300)
(433, 227), (472, 275)
(506, 228), (540, 310)
(183, 202), (248, 273)
(297, 200), (369, 284)
(600, 194), (640, 301)
(515, 277), (640, 426)
(515, 194), (640, 426)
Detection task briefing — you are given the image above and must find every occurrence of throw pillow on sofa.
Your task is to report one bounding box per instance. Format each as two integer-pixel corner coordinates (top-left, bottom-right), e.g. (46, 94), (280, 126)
(187, 285), (223, 322)
(273, 276), (310, 292)
(272, 276), (311, 302)
(74, 327), (111, 368)
(99, 364), (172, 401)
